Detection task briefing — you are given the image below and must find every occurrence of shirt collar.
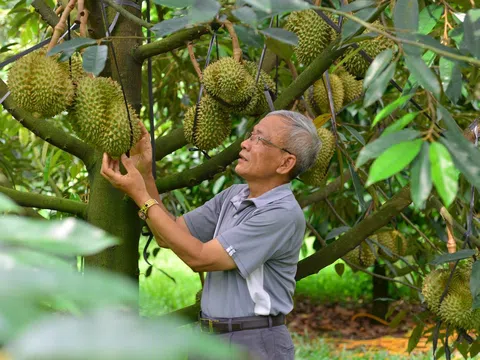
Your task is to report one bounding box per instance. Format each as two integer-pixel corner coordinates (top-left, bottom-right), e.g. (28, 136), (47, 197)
(230, 183), (292, 209)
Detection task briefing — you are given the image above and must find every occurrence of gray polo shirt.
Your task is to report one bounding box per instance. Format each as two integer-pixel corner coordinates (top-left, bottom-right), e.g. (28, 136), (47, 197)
(183, 183), (305, 318)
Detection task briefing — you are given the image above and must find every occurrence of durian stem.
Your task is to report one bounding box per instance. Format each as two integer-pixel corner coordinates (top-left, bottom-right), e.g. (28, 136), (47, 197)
(187, 42), (202, 79)
(222, 20), (242, 62)
(446, 223), (456, 268)
(76, 0), (84, 24)
(286, 59), (298, 80)
(55, 5), (64, 15)
(80, 8), (88, 38)
(47, 0), (77, 53)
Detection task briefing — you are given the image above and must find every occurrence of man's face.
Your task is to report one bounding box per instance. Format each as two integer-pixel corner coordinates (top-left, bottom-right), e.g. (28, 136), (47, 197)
(235, 115), (293, 181)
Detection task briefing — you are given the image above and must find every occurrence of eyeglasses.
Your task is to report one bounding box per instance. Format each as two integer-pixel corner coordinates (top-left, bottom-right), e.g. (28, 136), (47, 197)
(244, 131), (295, 156)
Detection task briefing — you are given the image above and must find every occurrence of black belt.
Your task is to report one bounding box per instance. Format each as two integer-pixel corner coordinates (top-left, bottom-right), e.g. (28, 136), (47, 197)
(199, 313), (286, 334)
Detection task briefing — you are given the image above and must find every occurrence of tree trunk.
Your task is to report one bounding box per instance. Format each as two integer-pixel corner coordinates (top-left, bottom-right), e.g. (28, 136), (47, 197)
(371, 262), (389, 319)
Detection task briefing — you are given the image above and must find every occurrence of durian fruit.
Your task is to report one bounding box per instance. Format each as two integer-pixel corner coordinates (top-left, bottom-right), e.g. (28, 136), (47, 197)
(285, 9), (334, 66)
(300, 127), (336, 186)
(183, 95), (231, 151)
(343, 242), (377, 269)
(377, 230), (408, 262)
(337, 69), (363, 104)
(341, 21), (395, 78)
(7, 50), (75, 118)
(70, 76), (141, 157)
(238, 61), (276, 116)
(58, 54), (87, 84)
(202, 57), (256, 107)
(306, 74), (345, 116)
(422, 268), (449, 314)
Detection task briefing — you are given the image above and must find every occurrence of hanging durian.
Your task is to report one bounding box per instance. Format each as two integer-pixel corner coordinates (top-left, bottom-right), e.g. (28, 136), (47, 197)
(300, 127), (336, 186)
(70, 76), (141, 157)
(343, 242), (377, 269)
(183, 95), (232, 151)
(376, 230), (408, 262)
(305, 74), (344, 116)
(337, 68), (363, 104)
(341, 21), (395, 78)
(285, 9), (335, 66)
(58, 53), (87, 84)
(201, 57), (256, 107)
(7, 50), (75, 118)
(238, 61), (276, 116)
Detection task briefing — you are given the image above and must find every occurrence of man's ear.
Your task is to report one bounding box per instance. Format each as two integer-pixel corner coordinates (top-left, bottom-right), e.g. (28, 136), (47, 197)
(276, 154), (296, 175)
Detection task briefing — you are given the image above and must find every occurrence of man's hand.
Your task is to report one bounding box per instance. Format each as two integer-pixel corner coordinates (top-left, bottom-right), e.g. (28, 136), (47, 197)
(130, 121), (153, 179)
(100, 153), (150, 206)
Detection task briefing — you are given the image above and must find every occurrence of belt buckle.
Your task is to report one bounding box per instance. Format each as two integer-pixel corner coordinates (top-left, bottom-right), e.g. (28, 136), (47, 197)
(200, 318), (219, 333)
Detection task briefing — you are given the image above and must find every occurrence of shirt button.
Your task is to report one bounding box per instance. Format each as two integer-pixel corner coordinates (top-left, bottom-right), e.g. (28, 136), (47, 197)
(233, 215), (238, 219)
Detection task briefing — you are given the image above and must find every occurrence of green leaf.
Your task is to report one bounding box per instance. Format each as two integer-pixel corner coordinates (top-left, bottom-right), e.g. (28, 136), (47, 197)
(6, 309), (235, 360)
(340, 0), (376, 12)
(403, 50), (437, 93)
(366, 139), (422, 186)
(0, 216), (120, 256)
(471, 260), (480, 309)
(344, 125), (365, 145)
(348, 162), (366, 210)
(408, 323), (424, 353)
(394, 0), (420, 56)
(1, 247), (73, 271)
(382, 112), (419, 136)
(232, 6), (258, 27)
(418, 4), (444, 35)
(151, 17), (190, 38)
(47, 38), (96, 57)
(342, 7), (379, 41)
(260, 28), (298, 46)
(430, 249), (477, 265)
(242, 0), (272, 13)
(0, 193), (21, 213)
(153, 0), (194, 7)
(326, 226), (350, 240)
(356, 129), (421, 168)
(439, 58), (462, 104)
(388, 310), (407, 328)
(188, 0), (220, 24)
(234, 25), (264, 48)
(371, 94), (413, 128)
(429, 142), (458, 207)
(363, 61), (397, 107)
(405, 55), (441, 99)
(363, 49), (393, 90)
(463, 9), (480, 59)
(43, 149), (53, 184)
(334, 262), (345, 277)
(82, 45), (108, 77)
(265, 37), (293, 60)
(410, 142), (432, 209)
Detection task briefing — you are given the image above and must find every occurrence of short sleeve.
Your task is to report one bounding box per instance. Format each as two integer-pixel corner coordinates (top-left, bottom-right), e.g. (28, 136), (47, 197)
(217, 208), (299, 278)
(183, 186), (235, 243)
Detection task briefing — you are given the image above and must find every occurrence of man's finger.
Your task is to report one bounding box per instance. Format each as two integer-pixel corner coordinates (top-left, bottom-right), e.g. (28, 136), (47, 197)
(121, 154), (136, 172)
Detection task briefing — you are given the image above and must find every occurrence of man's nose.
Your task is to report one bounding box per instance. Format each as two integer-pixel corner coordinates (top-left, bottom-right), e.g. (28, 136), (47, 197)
(240, 138), (250, 150)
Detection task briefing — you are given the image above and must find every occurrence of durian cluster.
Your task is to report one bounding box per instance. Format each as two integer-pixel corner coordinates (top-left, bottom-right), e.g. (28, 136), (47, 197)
(8, 49), (141, 157)
(304, 68), (363, 116)
(183, 57), (276, 151)
(300, 127), (335, 186)
(422, 262), (480, 331)
(343, 241), (377, 269)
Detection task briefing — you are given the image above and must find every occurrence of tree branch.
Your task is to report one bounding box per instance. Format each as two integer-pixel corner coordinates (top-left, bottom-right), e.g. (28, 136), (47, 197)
(31, 0), (60, 28)
(295, 186), (412, 281)
(103, 0), (153, 29)
(155, 128), (187, 161)
(0, 79), (95, 167)
(133, 26), (210, 63)
(0, 185), (87, 218)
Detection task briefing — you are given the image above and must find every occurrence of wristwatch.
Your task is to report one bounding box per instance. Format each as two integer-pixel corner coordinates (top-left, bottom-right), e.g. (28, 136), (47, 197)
(138, 199), (159, 220)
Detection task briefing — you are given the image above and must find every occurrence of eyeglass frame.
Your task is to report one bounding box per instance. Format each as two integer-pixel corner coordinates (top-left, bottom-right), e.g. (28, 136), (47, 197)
(244, 131), (295, 156)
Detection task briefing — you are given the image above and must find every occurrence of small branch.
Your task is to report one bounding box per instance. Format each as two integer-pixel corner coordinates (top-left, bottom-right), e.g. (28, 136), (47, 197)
(0, 79), (95, 168)
(31, 0), (60, 28)
(306, 222), (327, 247)
(0, 185), (87, 218)
(154, 128), (187, 162)
(286, 59), (298, 80)
(222, 20), (241, 62)
(48, 0), (77, 52)
(133, 26), (210, 63)
(296, 187), (412, 281)
(76, 0), (84, 24)
(187, 42), (202, 79)
(80, 8), (89, 38)
(103, 0), (153, 29)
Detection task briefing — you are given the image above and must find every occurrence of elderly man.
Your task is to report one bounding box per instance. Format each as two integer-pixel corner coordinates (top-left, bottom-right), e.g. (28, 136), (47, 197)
(101, 110), (321, 359)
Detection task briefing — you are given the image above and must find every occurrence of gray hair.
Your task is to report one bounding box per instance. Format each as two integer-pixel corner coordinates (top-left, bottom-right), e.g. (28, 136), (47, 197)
(266, 110), (321, 179)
